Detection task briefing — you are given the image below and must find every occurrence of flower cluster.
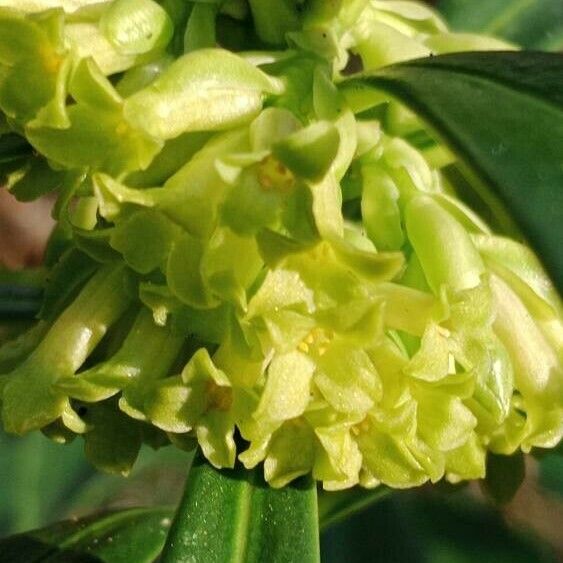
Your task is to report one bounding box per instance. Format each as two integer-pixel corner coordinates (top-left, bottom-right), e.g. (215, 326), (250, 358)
(0, 0), (561, 489)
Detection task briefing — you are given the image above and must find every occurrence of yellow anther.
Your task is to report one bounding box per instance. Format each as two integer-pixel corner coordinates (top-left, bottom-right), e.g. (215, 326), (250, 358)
(206, 381), (233, 411)
(298, 327), (334, 357)
(353, 417), (371, 436)
(437, 326), (451, 338)
(258, 155), (295, 192)
(447, 353), (456, 374)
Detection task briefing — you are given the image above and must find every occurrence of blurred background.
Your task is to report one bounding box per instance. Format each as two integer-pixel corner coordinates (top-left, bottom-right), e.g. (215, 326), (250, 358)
(0, 0), (562, 560)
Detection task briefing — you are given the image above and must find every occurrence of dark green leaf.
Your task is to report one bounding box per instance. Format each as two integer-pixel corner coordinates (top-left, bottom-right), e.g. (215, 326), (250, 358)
(321, 489), (557, 563)
(0, 507), (173, 563)
(0, 431), (86, 535)
(438, 0), (563, 51)
(0, 134), (32, 165)
(74, 228), (121, 264)
(318, 486), (391, 531)
(82, 401), (143, 476)
(161, 453), (320, 563)
(9, 157), (66, 202)
(343, 51), (563, 291)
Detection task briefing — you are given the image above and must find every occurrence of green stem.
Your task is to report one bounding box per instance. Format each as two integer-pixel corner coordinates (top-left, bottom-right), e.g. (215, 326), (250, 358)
(161, 451), (320, 563)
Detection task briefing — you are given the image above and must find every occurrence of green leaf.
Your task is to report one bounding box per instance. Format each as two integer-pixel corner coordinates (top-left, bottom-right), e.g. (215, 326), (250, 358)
(8, 156), (66, 202)
(83, 401), (143, 476)
(0, 507), (173, 563)
(318, 486), (391, 531)
(161, 453), (320, 563)
(438, 0), (563, 51)
(0, 134), (32, 166)
(321, 489), (557, 563)
(342, 51), (563, 292)
(0, 429), (90, 535)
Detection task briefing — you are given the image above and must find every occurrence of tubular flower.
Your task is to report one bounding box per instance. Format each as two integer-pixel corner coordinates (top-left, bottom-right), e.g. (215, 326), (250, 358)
(0, 0), (560, 490)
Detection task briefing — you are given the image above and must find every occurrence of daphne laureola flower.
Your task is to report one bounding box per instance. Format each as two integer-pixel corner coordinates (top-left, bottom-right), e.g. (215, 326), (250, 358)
(0, 0), (561, 491)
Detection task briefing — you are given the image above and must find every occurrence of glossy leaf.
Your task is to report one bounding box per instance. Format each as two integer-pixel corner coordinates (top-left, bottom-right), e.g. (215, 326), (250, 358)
(438, 0), (563, 51)
(0, 507), (173, 563)
(161, 453), (320, 563)
(343, 51), (563, 291)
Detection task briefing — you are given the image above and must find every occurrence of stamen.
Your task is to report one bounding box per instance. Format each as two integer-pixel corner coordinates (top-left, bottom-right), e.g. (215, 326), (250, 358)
(206, 381), (233, 411)
(258, 155), (295, 192)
